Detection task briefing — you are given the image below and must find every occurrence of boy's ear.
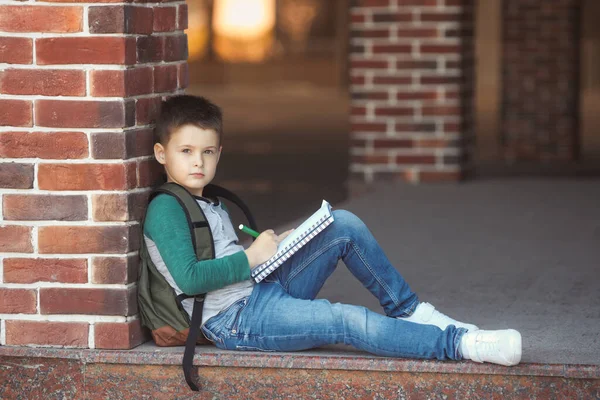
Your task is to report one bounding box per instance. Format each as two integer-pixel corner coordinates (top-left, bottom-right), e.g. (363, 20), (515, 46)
(154, 143), (166, 165)
(217, 145), (223, 163)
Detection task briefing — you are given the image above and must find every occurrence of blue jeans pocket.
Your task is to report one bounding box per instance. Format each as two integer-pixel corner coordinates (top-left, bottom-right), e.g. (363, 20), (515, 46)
(202, 298), (248, 346)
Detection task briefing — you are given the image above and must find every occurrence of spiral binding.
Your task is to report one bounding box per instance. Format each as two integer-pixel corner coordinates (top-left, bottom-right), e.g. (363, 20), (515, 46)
(251, 208), (334, 283)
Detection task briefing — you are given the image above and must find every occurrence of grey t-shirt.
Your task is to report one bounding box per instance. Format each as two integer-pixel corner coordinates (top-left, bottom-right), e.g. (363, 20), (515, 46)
(144, 197), (254, 325)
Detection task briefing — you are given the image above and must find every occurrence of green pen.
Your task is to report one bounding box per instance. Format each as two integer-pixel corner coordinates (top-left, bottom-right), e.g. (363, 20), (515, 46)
(238, 224), (260, 238)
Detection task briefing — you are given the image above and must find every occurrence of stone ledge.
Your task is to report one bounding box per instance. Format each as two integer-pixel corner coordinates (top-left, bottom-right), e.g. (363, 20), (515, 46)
(1, 343), (599, 380)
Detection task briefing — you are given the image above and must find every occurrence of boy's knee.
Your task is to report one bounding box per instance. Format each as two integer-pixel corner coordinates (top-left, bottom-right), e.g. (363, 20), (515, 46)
(332, 210), (366, 233)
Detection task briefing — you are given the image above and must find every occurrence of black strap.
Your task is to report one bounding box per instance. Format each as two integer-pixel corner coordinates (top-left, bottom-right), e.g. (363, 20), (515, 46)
(183, 297), (205, 391)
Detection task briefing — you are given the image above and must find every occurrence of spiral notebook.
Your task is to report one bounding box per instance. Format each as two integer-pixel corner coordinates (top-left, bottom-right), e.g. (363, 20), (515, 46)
(251, 200), (334, 283)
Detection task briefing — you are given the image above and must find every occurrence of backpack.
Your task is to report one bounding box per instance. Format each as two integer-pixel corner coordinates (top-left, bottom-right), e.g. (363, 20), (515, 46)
(137, 182), (258, 391)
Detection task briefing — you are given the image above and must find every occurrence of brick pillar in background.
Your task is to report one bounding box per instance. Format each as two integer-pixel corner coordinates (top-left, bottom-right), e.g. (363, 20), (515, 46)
(0, 0), (188, 349)
(349, 0), (475, 183)
(502, 0), (580, 162)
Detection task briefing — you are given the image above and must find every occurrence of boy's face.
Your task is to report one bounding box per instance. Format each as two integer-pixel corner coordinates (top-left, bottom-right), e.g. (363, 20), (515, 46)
(154, 124), (222, 197)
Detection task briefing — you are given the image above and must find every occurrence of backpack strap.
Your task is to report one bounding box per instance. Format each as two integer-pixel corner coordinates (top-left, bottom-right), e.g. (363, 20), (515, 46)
(150, 182), (257, 392)
(150, 182), (215, 261)
(150, 182), (214, 391)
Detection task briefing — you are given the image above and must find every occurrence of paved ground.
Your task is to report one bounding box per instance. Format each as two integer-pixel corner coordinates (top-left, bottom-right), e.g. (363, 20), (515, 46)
(267, 178), (600, 366)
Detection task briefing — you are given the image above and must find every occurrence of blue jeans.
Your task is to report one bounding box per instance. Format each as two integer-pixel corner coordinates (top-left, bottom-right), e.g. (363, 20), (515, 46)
(202, 210), (465, 360)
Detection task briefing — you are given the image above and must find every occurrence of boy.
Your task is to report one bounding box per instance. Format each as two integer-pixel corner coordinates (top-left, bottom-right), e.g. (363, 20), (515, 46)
(143, 95), (522, 366)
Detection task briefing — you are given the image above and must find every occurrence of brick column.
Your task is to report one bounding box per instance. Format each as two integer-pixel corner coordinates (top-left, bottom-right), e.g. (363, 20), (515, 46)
(502, 0), (580, 162)
(349, 0), (475, 183)
(0, 0), (188, 349)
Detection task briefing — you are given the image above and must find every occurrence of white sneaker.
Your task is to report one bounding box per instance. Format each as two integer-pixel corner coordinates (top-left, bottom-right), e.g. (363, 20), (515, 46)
(400, 302), (479, 332)
(460, 329), (522, 366)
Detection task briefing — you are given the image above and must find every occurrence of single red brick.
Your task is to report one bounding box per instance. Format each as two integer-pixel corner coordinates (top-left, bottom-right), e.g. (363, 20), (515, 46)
(350, 75), (366, 85)
(351, 14), (366, 24)
(3, 194), (88, 221)
(396, 122), (437, 133)
(154, 64), (178, 93)
(0, 225), (33, 253)
(395, 60), (438, 70)
(397, 28), (440, 38)
(0, 163), (34, 189)
(422, 106), (461, 117)
(90, 67), (153, 97)
(396, 154), (436, 164)
(350, 106), (367, 117)
(0, 69), (85, 96)
(0, 37), (32, 64)
(135, 97), (161, 125)
(40, 287), (137, 315)
(375, 106), (415, 116)
(372, 44), (412, 54)
(177, 3), (188, 30)
(420, 44), (462, 54)
(3, 258), (88, 284)
(153, 6), (177, 32)
(0, 131), (88, 159)
(36, 37), (136, 65)
(137, 36), (164, 63)
(95, 320), (148, 349)
(372, 12), (414, 23)
(92, 254), (139, 284)
(0, 288), (36, 313)
(35, 99), (133, 129)
(164, 34), (188, 62)
(0, 5), (82, 33)
(397, 91), (439, 101)
(38, 225), (139, 254)
(38, 163), (131, 190)
(372, 76), (412, 85)
(5, 321), (89, 347)
(0, 99), (32, 127)
(373, 139), (413, 149)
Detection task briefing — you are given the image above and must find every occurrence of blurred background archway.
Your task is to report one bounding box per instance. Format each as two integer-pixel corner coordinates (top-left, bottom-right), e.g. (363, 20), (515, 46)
(185, 0), (350, 229)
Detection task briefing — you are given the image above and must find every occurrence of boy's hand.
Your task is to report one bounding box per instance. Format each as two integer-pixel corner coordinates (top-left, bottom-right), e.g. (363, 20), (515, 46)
(244, 229), (294, 269)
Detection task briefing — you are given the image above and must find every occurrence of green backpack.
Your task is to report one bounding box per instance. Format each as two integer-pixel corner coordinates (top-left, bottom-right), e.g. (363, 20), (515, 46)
(137, 182), (257, 391)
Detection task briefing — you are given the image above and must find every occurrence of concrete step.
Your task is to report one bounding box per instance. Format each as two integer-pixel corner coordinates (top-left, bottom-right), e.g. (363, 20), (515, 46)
(1, 344), (599, 399)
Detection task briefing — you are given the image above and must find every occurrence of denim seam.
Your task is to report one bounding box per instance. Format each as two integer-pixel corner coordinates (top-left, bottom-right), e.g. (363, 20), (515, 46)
(283, 237), (348, 290)
(349, 241), (402, 308)
(283, 237), (402, 309)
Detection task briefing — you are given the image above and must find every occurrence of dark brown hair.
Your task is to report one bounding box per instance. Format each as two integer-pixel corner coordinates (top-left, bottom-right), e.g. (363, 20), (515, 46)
(153, 95), (223, 145)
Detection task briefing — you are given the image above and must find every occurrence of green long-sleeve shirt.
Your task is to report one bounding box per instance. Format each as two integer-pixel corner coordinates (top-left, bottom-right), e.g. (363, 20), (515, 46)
(143, 194), (251, 295)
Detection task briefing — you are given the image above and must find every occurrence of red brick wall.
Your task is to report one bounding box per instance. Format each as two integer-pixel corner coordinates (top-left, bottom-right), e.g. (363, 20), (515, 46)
(502, 0), (580, 161)
(349, 0), (475, 183)
(0, 0), (188, 349)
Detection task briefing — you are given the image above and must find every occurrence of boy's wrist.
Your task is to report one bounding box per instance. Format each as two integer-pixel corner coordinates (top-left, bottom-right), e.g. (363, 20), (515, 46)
(244, 249), (258, 269)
